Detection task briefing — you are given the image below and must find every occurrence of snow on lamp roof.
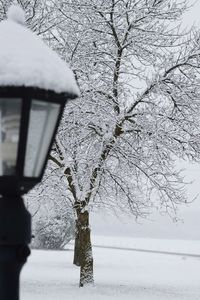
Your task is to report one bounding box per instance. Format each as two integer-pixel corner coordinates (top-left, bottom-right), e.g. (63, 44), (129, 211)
(0, 5), (80, 96)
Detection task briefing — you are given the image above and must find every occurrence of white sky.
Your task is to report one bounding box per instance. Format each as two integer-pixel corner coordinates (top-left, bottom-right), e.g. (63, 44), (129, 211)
(183, 0), (200, 27)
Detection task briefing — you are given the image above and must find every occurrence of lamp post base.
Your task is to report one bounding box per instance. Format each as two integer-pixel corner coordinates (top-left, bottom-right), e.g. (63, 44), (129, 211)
(0, 245), (30, 300)
(0, 196), (31, 300)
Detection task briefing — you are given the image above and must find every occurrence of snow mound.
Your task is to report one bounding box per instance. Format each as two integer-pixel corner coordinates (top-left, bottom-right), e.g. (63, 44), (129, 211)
(7, 5), (25, 25)
(0, 6), (80, 96)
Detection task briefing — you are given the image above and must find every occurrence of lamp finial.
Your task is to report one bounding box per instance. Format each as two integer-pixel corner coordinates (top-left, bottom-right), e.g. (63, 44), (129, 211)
(7, 4), (26, 25)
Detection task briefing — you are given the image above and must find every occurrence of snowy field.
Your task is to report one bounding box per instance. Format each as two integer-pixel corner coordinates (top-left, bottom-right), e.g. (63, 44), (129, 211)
(21, 236), (200, 300)
(91, 235), (200, 255)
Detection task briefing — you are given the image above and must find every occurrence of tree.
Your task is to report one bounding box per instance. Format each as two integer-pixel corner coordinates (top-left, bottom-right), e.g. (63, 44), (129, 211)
(44, 0), (200, 287)
(2, 0), (200, 288)
(26, 163), (75, 249)
(32, 213), (75, 250)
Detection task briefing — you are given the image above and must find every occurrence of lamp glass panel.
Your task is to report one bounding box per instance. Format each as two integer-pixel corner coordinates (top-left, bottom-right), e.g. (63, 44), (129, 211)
(24, 100), (60, 177)
(0, 99), (21, 175)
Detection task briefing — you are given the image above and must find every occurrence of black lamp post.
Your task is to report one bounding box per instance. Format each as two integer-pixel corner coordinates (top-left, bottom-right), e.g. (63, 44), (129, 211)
(0, 5), (79, 300)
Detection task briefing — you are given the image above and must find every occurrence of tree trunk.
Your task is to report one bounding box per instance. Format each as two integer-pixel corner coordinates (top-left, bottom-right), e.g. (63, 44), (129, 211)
(73, 220), (81, 266)
(73, 210), (94, 287)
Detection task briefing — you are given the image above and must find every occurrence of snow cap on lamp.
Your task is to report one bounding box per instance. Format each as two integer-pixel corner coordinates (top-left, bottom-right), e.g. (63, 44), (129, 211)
(7, 4), (26, 25)
(0, 4), (80, 96)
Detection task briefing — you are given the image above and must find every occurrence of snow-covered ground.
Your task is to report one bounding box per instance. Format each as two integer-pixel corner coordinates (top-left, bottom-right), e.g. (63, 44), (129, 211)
(21, 236), (200, 300)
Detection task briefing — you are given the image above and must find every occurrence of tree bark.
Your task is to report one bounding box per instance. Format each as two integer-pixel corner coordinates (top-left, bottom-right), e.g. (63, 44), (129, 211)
(73, 220), (81, 266)
(73, 210), (94, 287)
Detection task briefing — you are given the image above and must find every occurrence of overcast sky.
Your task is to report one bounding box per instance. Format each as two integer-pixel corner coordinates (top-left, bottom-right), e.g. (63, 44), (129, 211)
(184, 0), (200, 27)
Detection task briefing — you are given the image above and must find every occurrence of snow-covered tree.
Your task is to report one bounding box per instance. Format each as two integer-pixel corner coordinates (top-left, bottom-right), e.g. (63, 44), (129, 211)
(44, 0), (200, 287)
(2, 0), (200, 288)
(26, 164), (75, 249)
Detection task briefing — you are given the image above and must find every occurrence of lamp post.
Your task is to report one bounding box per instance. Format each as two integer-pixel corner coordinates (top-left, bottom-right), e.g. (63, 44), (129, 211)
(0, 5), (79, 300)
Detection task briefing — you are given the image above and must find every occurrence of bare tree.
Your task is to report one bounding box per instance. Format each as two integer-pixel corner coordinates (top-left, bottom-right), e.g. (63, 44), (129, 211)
(26, 164), (75, 250)
(43, 0), (200, 286)
(2, 0), (200, 287)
